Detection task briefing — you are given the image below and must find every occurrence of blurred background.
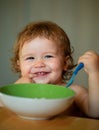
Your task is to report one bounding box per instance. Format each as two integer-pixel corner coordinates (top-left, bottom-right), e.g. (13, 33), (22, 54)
(0, 0), (99, 87)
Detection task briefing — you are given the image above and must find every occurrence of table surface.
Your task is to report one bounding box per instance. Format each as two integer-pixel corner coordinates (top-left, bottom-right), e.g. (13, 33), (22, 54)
(0, 107), (99, 130)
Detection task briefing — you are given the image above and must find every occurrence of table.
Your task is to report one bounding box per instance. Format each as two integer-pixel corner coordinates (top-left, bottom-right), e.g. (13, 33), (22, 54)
(0, 107), (99, 130)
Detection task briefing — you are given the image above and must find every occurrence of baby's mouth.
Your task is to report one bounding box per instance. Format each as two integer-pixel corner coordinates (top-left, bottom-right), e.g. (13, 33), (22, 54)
(33, 72), (49, 78)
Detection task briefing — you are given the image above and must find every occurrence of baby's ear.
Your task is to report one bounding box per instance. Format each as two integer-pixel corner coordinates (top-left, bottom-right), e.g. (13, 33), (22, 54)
(17, 60), (20, 65)
(17, 60), (21, 70)
(63, 56), (69, 71)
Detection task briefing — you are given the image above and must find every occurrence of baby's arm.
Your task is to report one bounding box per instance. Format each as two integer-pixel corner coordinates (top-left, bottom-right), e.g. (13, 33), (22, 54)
(78, 50), (99, 117)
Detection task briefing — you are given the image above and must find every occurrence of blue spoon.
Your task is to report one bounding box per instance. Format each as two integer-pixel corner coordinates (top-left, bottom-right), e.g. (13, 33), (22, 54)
(66, 63), (84, 87)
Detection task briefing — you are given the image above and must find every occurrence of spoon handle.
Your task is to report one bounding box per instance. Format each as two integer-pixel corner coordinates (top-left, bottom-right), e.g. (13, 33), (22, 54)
(73, 63), (84, 75)
(66, 63), (84, 88)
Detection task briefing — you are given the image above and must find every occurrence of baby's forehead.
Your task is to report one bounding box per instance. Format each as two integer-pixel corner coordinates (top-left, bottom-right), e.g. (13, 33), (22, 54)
(23, 36), (61, 45)
(22, 37), (64, 50)
(19, 36), (65, 55)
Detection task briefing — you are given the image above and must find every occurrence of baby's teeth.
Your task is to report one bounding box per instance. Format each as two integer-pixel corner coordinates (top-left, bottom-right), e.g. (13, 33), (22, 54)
(38, 72), (44, 75)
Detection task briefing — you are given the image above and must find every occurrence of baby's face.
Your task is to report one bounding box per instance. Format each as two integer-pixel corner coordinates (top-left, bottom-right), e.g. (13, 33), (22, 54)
(18, 37), (67, 85)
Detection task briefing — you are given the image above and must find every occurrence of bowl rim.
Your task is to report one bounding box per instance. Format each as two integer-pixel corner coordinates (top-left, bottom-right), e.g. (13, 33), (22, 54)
(0, 83), (76, 100)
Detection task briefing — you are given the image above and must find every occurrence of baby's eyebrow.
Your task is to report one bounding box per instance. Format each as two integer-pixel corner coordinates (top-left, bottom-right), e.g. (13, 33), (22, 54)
(20, 54), (35, 58)
(22, 52), (39, 55)
(43, 51), (58, 55)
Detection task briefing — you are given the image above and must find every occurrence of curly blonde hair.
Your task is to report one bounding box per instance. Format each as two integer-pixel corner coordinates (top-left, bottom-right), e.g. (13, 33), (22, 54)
(11, 21), (76, 81)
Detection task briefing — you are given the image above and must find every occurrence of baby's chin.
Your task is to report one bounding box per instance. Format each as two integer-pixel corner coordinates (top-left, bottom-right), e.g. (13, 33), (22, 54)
(32, 79), (48, 84)
(33, 80), (64, 86)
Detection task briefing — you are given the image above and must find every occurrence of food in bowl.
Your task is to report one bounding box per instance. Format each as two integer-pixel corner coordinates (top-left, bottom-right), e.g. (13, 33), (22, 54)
(0, 83), (75, 120)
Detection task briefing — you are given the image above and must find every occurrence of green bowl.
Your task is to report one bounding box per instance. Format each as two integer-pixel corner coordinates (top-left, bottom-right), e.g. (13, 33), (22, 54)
(0, 83), (75, 99)
(0, 83), (75, 120)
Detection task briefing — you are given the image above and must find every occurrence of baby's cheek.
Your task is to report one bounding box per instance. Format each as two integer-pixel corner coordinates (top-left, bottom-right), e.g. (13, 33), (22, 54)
(21, 68), (30, 77)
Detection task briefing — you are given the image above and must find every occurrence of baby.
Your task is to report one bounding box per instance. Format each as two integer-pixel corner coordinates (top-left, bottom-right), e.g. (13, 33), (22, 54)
(11, 21), (99, 118)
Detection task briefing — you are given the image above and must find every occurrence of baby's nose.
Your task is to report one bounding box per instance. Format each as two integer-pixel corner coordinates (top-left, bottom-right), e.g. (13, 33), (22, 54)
(33, 58), (45, 68)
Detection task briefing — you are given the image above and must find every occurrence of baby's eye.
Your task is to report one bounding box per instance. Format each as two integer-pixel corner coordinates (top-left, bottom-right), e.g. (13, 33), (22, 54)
(26, 57), (35, 60)
(44, 55), (53, 59)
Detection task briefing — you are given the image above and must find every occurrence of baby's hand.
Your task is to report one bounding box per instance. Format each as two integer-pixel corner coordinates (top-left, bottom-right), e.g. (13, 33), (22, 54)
(78, 50), (99, 75)
(14, 77), (33, 84)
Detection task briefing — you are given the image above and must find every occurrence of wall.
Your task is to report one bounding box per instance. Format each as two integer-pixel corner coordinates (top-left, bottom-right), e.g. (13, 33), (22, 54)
(0, 0), (99, 87)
